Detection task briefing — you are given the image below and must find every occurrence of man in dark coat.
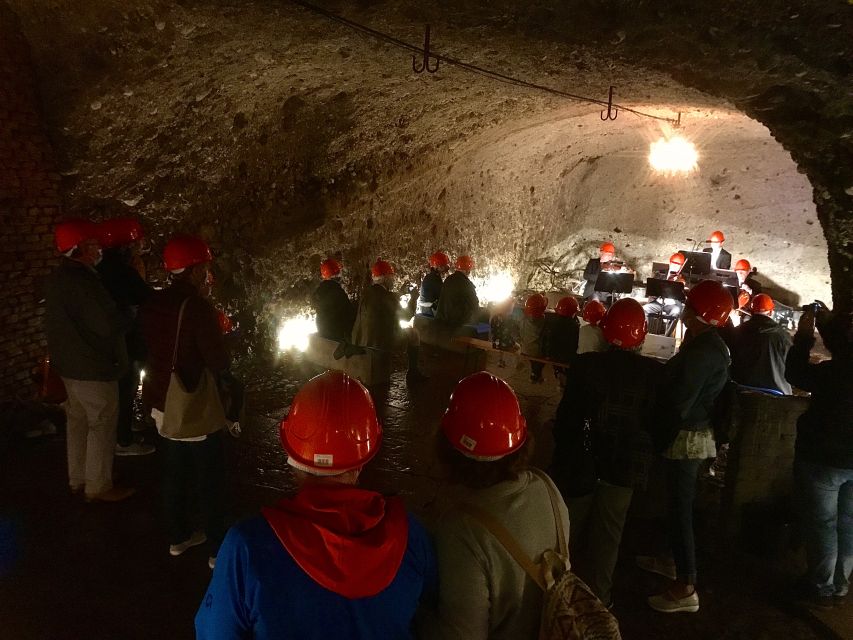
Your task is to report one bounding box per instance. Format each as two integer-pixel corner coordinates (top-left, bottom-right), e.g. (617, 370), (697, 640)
(311, 258), (356, 342)
(434, 255), (479, 327)
(551, 298), (660, 606)
(786, 304), (853, 607)
(96, 217), (154, 456)
(417, 251), (451, 317)
(45, 220), (134, 502)
(722, 294), (792, 394)
(352, 260), (426, 382)
(582, 242), (617, 299)
(703, 230), (732, 270)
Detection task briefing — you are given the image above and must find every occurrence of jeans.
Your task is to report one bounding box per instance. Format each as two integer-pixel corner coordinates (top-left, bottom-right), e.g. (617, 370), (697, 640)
(665, 458), (702, 585)
(794, 459), (853, 597)
(162, 431), (227, 558)
(62, 378), (119, 495)
(117, 360), (141, 447)
(567, 481), (634, 605)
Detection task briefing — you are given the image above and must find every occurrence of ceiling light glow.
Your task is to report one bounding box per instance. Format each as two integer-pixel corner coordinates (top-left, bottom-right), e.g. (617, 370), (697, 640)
(649, 135), (698, 174)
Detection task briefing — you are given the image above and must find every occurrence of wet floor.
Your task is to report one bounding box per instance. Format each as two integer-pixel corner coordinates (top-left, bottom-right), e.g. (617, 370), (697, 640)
(0, 349), (845, 639)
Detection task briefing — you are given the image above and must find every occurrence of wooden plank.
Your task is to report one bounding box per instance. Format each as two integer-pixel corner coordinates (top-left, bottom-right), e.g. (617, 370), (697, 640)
(452, 336), (570, 367)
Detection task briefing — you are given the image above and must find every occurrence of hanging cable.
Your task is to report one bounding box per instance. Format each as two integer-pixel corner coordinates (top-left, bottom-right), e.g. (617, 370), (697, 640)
(289, 0), (681, 125)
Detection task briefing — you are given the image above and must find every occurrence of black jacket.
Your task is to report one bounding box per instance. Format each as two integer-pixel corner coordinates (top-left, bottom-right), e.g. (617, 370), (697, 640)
(311, 279), (356, 342)
(582, 258), (601, 299)
(786, 335), (853, 469)
(434, 271), (478, 327)
(553, 349), (662, 494)
(723, 315), (792, 394)
(351, 283), (400, 351)
(703, 247), (732, 270)
(97, 249), (152, 361)
(541, 313), (579, 365)
(654, 328), (730, 450)
(44, 258), (130, 381)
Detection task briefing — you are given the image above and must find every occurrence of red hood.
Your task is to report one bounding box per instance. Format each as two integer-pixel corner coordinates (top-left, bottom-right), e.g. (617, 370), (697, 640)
(262, 483), (408, 599)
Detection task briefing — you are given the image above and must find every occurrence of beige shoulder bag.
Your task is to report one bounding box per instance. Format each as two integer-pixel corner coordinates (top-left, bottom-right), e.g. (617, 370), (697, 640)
(162, 298), (227, 439)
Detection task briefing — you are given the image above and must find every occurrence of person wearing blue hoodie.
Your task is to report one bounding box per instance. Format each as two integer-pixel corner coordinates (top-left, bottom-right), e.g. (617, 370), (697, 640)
(195, 370), (437, 640)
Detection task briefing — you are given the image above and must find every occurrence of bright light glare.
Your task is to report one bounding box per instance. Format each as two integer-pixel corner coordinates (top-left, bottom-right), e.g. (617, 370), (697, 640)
(139, 369), (146, 380)
(276, 314), (317, 352)
(399, 318), (412, 330)
(649, 135), (698, 174)
(471, 270), (515, 304)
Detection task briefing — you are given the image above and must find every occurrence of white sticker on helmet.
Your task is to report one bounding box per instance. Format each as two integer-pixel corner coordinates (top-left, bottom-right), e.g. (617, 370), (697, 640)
(314, 454), (334, 467)
(459, 435), (477, 451)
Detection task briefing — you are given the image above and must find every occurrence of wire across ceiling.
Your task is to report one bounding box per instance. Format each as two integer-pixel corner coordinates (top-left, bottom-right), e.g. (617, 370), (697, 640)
(289, 0), (682, 126)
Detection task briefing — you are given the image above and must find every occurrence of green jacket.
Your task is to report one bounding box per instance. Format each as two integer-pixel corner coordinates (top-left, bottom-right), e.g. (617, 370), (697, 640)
(44, 258), (130, 381)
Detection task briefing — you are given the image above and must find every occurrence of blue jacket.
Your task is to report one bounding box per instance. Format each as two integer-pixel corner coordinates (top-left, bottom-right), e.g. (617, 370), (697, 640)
(195, 513), (436, 640)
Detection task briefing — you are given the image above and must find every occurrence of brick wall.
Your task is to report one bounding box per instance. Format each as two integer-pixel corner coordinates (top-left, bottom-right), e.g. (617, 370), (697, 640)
(721, 391), (809, 538)
(0, 3), (62, 401)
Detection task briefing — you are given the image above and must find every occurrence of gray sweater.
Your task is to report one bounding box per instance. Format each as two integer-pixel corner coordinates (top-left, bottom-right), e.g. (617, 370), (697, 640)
(418, 470), (571, 640)
(44, 258), (129, 381)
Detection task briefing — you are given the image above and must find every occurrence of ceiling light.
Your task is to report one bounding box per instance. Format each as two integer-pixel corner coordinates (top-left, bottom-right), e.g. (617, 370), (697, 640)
(649, 135), (698, 174)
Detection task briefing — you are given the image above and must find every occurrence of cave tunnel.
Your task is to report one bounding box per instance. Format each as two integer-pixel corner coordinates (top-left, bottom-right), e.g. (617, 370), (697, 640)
(1, 1), (851, 639)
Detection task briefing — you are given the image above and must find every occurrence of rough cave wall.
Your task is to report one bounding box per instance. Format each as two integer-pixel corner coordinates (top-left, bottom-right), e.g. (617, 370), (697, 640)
(4, 0), (851, 355)
(0, 4), (61, 400)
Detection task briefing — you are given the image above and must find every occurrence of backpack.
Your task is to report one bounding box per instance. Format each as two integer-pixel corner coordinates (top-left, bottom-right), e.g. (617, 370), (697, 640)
(462, 469), (621, 640)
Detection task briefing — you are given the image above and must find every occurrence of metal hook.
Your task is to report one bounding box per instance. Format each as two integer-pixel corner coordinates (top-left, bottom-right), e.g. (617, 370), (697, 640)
(600, 86), (618, 121)
(412, 25), (439, 74)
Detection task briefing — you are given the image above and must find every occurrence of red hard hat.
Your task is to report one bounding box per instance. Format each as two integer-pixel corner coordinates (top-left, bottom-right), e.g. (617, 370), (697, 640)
(163, 235), (213, 272)
(707, 230), (725, 243)
(750, 293), (774, 314)
(523, 293), (548, 318)
(370, 259), (394, 278)
(669, 252), (686, 266)
(734, 259), (751, 272)
(217, 310), (234, 334)
(280, 371), (382, 474)
(54, 219), (98, 253)
(429, 251), (451, 269)
(687, 279), (734, 327)
(441, 372), (527, 461)
(97, 217), (144, 249)
(600, 242), (616, 254)
(455, 255), (475, 272)
(320, 258), (342, 280)
(601, 298), (648, 348)
(582, 299), (607, 326)
(555, 296), (579, 318)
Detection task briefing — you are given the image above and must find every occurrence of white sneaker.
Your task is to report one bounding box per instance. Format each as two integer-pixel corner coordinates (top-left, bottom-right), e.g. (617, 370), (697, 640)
(115, 442), (155, 456)
(648, 590), (699, 613)
(170, 531), (207, 556)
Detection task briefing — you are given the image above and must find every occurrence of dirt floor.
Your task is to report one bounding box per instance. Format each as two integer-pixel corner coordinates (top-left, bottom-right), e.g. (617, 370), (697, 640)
(0, 352), (849, 640)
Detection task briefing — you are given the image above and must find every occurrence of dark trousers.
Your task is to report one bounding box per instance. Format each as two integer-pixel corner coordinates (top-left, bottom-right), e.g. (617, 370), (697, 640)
(117, 360), (141, 446)
(162, 431), (226, 557)
(665, 458), (702, 585)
